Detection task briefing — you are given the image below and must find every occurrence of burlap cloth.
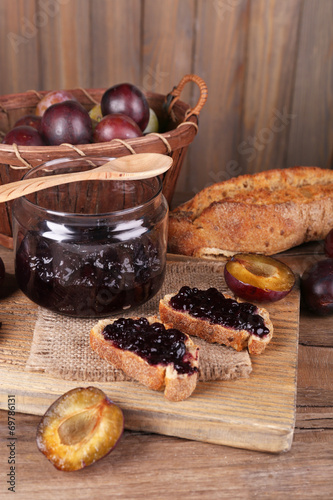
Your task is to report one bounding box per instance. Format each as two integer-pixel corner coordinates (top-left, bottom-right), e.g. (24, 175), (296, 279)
(25, 261), (252, 382)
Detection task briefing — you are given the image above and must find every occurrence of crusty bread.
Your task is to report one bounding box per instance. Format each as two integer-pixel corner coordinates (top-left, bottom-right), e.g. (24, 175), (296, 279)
(90, 316), (199, 402)
(168, 166), (333, 257)
(159, 294), (273, 355)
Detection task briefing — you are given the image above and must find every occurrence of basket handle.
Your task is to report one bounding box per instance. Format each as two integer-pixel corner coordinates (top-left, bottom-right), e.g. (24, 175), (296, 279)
(166, 74), (208, 120)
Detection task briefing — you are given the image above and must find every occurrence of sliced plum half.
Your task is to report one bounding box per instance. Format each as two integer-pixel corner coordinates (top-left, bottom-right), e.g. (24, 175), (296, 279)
(36, 386), (124, 471)
(224, 253), (295, 303)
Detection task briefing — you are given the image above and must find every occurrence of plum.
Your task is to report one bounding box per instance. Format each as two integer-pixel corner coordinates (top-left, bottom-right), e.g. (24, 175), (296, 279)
(2, 125), (45, 146)
(36, 90), (78, 117)
(224, 253), (295, 303)
(101, 83), (149, 131)
(36, 386), (124, 471)
(89, 103), (103, 124)
(40, 100), (92, 145)
(143, 108), (159, 134)
(301, 258), (333, 315)
(14, 114), (42, 132)
(324, 228), (333, 257)
(93, 113), (143, 142)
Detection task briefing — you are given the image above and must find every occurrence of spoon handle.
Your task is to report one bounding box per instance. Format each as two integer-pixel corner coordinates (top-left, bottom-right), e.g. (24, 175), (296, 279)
(0, 153), (173, 203)
(0, 159), (172, 203)
(0, 169), (99, 203)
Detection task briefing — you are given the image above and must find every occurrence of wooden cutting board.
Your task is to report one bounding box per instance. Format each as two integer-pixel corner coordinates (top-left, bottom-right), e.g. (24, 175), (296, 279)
(0, 252), (299, 453)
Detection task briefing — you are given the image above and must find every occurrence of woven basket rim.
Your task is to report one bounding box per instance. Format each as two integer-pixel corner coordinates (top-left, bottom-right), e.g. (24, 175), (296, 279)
(0, 87), (198, 168)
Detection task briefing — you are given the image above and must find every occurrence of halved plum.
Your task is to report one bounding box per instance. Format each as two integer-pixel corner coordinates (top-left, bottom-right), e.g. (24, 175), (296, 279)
(36, 387), (124, 471)
(224, 253), (295, 303)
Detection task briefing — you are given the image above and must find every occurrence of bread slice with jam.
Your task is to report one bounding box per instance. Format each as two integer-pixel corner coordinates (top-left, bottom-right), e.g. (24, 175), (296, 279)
(159, 287), (273, 355)
(90, 315), (199, 402)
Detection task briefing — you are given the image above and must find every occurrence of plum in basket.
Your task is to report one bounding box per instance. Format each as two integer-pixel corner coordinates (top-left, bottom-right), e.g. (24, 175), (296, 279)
(14, 114), (42, 131)
(40, 100), (92, 145)
(101, 83), (149, 131)
(36, 90), (78, 116)
(93, 113), (143, 142)
(2, 125), (45, 146)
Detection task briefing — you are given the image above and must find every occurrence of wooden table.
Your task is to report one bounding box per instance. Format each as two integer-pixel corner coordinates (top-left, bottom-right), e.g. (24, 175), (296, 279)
(0, 244), (332, 499)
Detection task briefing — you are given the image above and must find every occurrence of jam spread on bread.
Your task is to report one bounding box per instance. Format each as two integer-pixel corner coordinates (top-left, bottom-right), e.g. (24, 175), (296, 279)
(102, 317), (198, 375)
(169, 286), (270, 337)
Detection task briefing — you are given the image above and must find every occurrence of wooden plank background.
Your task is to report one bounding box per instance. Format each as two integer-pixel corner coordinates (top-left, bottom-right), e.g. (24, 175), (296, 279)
(0, 0), (332, 197)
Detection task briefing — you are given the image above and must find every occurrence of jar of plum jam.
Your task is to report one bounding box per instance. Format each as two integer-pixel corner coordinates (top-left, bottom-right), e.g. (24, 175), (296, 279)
(12, 157), (168, 318)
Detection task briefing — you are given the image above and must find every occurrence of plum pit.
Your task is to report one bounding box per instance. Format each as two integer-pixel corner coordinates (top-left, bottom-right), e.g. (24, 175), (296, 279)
(57, 409), (99, 446)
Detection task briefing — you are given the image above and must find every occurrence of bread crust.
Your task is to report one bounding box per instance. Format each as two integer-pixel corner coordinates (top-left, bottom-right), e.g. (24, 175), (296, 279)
(90, 316), (199, 402)
(159, 294), (273, 355)
(168, 166), (333, 257)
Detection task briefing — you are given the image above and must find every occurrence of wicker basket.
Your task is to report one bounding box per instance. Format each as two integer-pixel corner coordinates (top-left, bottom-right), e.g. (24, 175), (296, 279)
(0, 74), (207, 249)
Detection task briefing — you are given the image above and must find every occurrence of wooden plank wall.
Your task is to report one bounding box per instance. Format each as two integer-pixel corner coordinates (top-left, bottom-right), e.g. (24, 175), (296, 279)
(0, 0), (332, 199)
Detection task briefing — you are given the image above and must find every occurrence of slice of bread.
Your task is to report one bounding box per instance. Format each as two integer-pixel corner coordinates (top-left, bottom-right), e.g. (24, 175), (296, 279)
(168, 166), (333, 257)
(159, 293), (273, 355)
(90, 316), (199, 402)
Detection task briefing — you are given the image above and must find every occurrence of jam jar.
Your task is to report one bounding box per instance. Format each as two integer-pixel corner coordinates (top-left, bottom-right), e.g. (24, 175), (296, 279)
(12, 157), (168, 318)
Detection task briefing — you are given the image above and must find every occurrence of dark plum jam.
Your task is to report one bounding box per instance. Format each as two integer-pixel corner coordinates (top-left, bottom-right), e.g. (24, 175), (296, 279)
(15, 223), (166, 317)
(102, 317), (198, 375)
(170, 286), (270, 337)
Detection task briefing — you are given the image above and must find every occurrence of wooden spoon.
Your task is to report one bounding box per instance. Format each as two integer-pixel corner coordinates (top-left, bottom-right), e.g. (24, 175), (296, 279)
(0, 153), (173, 203)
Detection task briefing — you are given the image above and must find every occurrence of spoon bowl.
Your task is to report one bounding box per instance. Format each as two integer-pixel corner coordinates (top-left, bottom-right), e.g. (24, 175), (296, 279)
(0, 153), (172, 203)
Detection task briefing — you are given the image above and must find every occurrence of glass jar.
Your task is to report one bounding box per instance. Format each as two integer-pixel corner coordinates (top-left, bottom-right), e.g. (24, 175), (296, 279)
(12, 157), (168, 318)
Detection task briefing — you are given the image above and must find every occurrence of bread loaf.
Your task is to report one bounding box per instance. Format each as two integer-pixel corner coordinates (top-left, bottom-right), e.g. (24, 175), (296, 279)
(168, 166), (333, 257)
(90, 316), (199, 402)
(159, 289), (273, 355)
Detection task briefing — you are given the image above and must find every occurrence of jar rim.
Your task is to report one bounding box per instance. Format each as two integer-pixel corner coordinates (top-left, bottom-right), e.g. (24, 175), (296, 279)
(18, 156), (163, 219)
